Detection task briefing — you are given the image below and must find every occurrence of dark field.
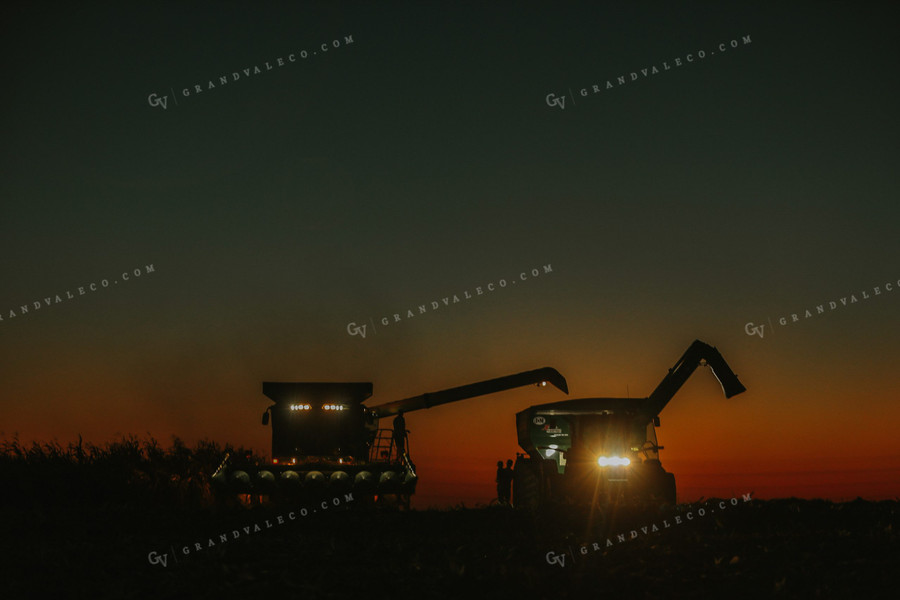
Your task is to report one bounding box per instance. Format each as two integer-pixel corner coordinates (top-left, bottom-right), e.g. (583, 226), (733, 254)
(2, 437), (897, 599)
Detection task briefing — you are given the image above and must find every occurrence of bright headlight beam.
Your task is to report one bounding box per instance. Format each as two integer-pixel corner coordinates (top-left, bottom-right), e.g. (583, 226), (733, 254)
(597, 456), (631, 467)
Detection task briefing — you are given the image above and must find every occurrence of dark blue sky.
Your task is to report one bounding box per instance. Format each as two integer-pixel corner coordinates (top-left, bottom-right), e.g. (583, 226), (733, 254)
(1, 1), (898, 505)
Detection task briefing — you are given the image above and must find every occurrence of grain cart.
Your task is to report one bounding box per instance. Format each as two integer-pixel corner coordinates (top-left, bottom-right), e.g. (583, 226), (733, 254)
(213, 367), (568, 507)
(513, 340), (746, 509)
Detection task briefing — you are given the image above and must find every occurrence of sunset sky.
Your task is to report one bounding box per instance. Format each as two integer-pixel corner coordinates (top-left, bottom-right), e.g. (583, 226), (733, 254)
(1, 1), (898, 508)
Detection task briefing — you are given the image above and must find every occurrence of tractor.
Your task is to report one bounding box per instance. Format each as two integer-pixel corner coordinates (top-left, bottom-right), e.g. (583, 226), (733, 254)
(513, 340), (746, 510)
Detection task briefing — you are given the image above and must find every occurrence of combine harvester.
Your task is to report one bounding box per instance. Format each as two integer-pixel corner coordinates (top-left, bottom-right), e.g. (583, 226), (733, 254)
(213, 368), (569, 507)
(513, 340), (746, 509)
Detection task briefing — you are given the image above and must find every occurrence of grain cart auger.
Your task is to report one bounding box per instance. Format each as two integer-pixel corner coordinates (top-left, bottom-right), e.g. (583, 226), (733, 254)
(513, 340), (746, 510)
(212, 367), (568, 507)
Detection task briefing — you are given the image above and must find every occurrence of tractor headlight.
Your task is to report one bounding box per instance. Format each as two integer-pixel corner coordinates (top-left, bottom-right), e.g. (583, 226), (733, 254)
(597, 456), (630, 467)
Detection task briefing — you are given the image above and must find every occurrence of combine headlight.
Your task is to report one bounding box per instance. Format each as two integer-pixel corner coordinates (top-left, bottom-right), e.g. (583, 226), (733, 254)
(322, 404), (346, 411)
(289, 404), (312, 411)
(597, 456), (631, 467)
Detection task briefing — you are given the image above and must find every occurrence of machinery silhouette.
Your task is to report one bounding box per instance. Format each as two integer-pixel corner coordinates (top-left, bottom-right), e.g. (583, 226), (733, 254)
(213, 340), (744, 510)
(513, 340), (746, 509)
(212, 367), (567, 507)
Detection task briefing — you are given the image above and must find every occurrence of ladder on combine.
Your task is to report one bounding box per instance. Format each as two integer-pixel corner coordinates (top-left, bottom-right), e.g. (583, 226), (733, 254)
(369, 428), (412, 465)
(369, 429), (415, 509)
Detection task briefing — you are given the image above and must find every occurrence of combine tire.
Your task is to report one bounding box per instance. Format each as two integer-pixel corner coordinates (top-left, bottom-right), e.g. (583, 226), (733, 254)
(513, 462), (540, 510)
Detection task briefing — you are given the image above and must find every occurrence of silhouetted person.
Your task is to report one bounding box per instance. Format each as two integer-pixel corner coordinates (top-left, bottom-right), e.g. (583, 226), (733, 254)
(392, 412), (407, 459)
(496, 460), (505, 502)
(499, 459), (514, 504)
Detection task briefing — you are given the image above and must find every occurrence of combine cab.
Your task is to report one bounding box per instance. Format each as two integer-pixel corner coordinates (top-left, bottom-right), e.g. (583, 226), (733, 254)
(514, 340), (746, 510)
(213, 368), (568, 507)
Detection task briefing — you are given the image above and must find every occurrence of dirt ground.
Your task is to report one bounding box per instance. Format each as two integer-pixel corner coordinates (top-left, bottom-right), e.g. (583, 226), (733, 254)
(5, 495), (898, 599)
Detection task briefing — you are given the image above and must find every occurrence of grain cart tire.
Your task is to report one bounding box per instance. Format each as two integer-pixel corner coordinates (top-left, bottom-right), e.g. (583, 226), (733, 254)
(662, 472), (676, 506)
(513, 458), (540, 510)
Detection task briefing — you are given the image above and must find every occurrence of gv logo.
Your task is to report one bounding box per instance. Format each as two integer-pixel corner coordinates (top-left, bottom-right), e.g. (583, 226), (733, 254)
(346, 322), (367, 338)
(148, 93), (168, 110)
(545, 93), (567, 110)
(545, 551), (567, 567)
(147, 550), (169, 567)
(744, 322), (765, 338)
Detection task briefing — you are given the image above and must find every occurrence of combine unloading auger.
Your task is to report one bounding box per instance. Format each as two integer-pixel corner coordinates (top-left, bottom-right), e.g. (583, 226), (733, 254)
(513, 340), (746, 510)
(369, 367), (569, 418)
(213, 367), (568, 507)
